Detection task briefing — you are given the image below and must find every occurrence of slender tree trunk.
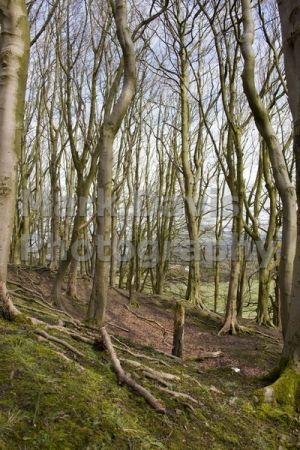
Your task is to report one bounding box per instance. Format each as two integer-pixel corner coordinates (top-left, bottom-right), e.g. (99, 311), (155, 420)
(219, 216), (241, 335)
(88, 0), (136, 325)
(0, 0), (30, 319)
(240, 0), (297, 337)
(109, 214), (118, 287)
(88, 131), (114, 322)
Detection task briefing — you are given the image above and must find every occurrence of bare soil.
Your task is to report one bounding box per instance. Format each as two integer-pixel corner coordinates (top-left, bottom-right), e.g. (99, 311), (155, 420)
(8, 265), (282, 378)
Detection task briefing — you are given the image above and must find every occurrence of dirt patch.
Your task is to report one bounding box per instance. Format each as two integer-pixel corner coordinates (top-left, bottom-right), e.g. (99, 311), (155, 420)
(7, 265), (281, 377)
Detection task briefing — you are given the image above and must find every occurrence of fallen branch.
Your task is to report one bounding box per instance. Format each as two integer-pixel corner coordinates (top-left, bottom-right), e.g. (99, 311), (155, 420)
(186, 351), (223, 361)
(100, 327), (166, 414)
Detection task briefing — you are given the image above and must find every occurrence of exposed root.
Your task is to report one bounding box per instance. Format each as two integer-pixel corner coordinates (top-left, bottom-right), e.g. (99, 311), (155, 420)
(107, 321), (129, 333)
(156, 386), (199, 405)
(36, 335), (85, 371)
(112, 340), (171, 367)
(256, 316), (275, 328)
(8, 280), (47, 304)
(100, 327), (166, 414)
(11, 289), (75, 321)
(34, 329), (85, 358)
(218, 319), (240, 336)
(142, 370), (173, 387)
(240, 326), (279, 342)
(261, 367), (300, 409)
(123, 359), (180, 382)
(0, 281), (21, 320)
(196, 308), (223, 325)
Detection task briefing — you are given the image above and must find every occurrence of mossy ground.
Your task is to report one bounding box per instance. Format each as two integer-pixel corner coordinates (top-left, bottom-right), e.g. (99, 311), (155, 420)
(1, 266), (298, 449)
(0, 315), (299, 449)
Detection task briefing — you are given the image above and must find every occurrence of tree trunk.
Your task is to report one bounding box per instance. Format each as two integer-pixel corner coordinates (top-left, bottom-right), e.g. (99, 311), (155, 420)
(240, 0), (297, 337)
(0, 0), (30, 319)
(219, 215), (241, 335)
(88, 0), (136, 325)
(88, 131), (114, 323)
(257, 267), (273, 327)
(270, 0), (300, 404)
(67, 257), (79, 299)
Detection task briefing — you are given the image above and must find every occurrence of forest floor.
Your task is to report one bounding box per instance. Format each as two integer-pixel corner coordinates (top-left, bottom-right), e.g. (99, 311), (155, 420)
(0, 265), (299, 449)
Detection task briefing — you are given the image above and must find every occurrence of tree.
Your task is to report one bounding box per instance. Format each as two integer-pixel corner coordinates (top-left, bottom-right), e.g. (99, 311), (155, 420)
(263, 0), (300, 406)
(87, 0), (137, 325)
(240, 0), (297, 338)
(0, 0), (30, 319)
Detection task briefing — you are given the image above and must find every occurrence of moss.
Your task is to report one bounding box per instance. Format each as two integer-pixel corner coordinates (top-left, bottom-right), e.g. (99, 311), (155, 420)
(0, 317), (299, 449)
(259, 367), (300, 411)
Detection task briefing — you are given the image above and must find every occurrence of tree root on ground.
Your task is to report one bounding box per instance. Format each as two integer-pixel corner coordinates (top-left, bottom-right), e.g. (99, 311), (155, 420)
(11, 289), (75, 321)
(107, 321), (129, 333)
(218, 319), (241, 336)
(36, 335), (85, 371)
(239, 326), (279, 342)
(261, 366), (300, 409)
(100, 327), (166, 414)
(122, 358), (181, 382)
(34, 329), (85, 358)
(8, 280), (47, 304)
(156, 386), (199, 405)
(112, 340), (171, 367)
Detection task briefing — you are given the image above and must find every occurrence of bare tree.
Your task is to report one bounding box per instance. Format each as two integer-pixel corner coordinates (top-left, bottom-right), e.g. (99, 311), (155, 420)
(87, 0), (137, 325)
(0, 0), (30, 319)
(240, 0), (297, 337)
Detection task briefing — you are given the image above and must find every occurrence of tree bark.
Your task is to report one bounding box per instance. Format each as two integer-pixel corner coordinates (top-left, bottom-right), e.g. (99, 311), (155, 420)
(0, 0), (30, 319)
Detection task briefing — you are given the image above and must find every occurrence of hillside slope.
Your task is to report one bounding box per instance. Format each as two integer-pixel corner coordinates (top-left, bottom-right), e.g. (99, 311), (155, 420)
(0, 267), (298, 449)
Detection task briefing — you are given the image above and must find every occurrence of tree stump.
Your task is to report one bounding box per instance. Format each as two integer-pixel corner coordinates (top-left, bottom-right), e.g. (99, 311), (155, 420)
(172, 302), (185, 358)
